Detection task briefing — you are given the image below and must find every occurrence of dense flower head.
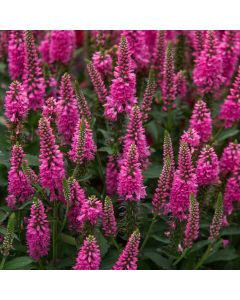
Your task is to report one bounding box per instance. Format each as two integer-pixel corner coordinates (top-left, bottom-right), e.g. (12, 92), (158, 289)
(196, 145), (220, 186)
(42, 97), (57, 122)
(87, 62), (108, 103)
(219, 31), (239, 85)
(193, 30), (224, 93)
(175, 70), (187, 98)
(220, 142), (240, 174)
(169, 142), (197, 220)
(153, 31), (166, 86)
(4, 81), (29, 123)
(123, 105), (150, 167)
(26, 199), (50, 260)
(38, 117), (65, 201)
(162, 43), (177, 110)
(8, 30), (25, 80)
(69, 118), (96, 164)
(189, 99), (212, 142)
(117, 144), (146, 201)
(191, 30), (206, 55)
(74, 82), (92, 122)
(123, 30), (149, 69)
(106, 155), (119, 196)
(6, 144), (34, 208)
(39, 33), (51, 63)
(77, 195), (103, 225)
(104, 35), (137, 121)
(113, 229), (140, 270)
(56, 73), (79, 144)
(184, 194), (200, 249)
(141, 72), (156, 122)
(23, 30), (45, 110)
(223, 162), (240, 216)
(163, 130), (175, 178)
(209, 193), (224, 241)
(73, 235), (101, 270)
(152, 158), (172, 215)
(49, 30), (75, 64)
(181, 128), (200, 148)
(92, 51), (112, 77)
(67, 179), (87, 232)
(102, 196), (117, 237)
(219, 65), (240, 128)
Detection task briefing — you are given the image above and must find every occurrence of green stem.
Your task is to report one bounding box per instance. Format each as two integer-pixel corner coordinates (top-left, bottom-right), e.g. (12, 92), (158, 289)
(140, 216), (156, 252)
(0, 256), (7, 270)
(52, 201), (58, 264)
(60, 200), (69, 232)
(194, 244), (212, 270)
(111, 237), (120, 251)
(173, 249), (188, 266)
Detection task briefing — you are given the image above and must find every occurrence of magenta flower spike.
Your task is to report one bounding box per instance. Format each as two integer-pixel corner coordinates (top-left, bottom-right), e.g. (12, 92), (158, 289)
(92, 51), (112, 77)
(39, 32), (51, 64)
(73, 235), (101, 270)
(104, 35), (137, 121)
(193, 30), (224, 94)
(102, 196), (117, 237)
(189, 99), (212, 143)
(123, 30), (149, 69)
(6, 144), (34, 208)
(209, 193), (223, 241)
(196, 145), (220, 186)
(223, 162), (240, 216)
(192, 30), (206, 55)
(42, 97), (57, 123)
(4, 81), (29, 123)
(123, 105), (150, 167)
(169, 142), (197, 220)
(113, 229), (140, 270)
(220, 142), (240, 175)
(26, 199), (50, 260)
(56, 73), (79, 144)
(175, 70), (187, 99)
(219, 31), (240, 85)
(106, 155), (119, 196)
(181, 128), (200, 149)
(163, 130), (175, 179)
(38, 117), (65, 201)
(152, 158), (172, 215)
(141, 72), (156, 123)
(117, 144), (146, 202)
(23, 31), (45, 110)
(162, 43), (177, 110)
(184, 194), (200, 249)
(8, 30), (25, 80)
(219, 66), (240, 128)
(77, 195), (103, 226)
(153, 31), (166, 87)
(87, 61), (108, 103)
(49, 30), (76, 64)
(69, 118), (96, 164)
(67, 179), (87, 232)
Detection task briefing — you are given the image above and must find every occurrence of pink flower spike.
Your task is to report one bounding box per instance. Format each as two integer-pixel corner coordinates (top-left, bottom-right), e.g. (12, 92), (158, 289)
(113, 229), (140, 270)
(4, 81), (29, 123)
(26, 199), (50, 260)
(220, 142), (240, 175)
(74, 235), (101, 270)
(102, 196), (117, 237)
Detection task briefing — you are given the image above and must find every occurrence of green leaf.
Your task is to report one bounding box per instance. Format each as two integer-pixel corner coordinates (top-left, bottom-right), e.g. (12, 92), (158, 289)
(0, 210), (9, 223)
(205, 247), (238, 264)
(189, 240), (210, 254)
(95, 231), (110, 257)
(143, 250), (172, 269)
(25, 154), (39, 166)
(221, 227), (240, 236)
(0, 151), (10, 167)
(217, 128), (239, 142)
(60, 233), (76, 246)
(98, 147), (114, 155)
(5, 257), (34, 270)
(144, 164), (161, 179)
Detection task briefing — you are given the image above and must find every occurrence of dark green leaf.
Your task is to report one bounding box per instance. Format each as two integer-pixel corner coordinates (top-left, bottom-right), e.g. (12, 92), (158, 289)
(5, 257), (34, 270)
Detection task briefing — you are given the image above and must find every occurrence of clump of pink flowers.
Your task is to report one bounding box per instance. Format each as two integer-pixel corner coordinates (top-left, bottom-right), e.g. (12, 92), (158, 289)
(74, 235), (101, 270)
(26, 199), (50, 260)
(113, 229), (140, 270)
